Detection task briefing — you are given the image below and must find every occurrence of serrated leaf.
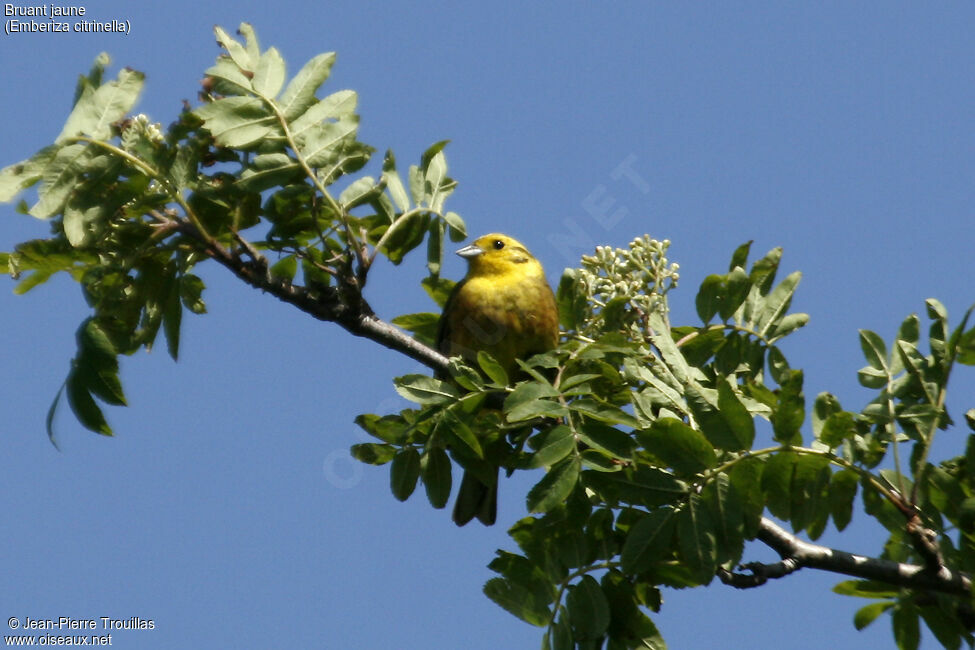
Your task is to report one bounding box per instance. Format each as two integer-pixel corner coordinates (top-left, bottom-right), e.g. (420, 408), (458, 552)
(57, 68), (145, 142)
(620, 508), (676, 573)
(278, 52), (337, 120)
(859, 329), (888, 371)
(193, 96), (276, 148)
(677, 494), (717, 584)
(214, 25), (253, 72)
(754, 270), (801, 337)
(294, 117), (358, 167)
(566, 575), (610, 641)
(528, 425), (576, 469)
(252, 47), (286, 98)
(393, 374), (459, 405)
(638, 418), (715, 476)
(444, 211), (466, 241)
(290, 89), (357, 138)
(526, 456), (581, 513)
(476, 351), (509, 386)
(569, 398), (640, 427)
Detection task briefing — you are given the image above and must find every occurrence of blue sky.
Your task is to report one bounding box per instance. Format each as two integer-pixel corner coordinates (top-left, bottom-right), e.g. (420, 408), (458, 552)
(2, 2), (973, 648)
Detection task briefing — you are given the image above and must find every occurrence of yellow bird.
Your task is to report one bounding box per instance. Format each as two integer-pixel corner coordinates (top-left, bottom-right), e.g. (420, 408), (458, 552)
(437, 233), (559, 525)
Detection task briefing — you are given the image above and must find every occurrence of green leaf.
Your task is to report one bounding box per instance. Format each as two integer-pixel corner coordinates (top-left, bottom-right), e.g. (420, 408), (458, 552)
(584, 467), (686, 508)
(569, 398), (640, 428)
(421, 447), (451, 509)
(339, 176), (379, 209)
(566, 575), (610, 641)
(575, 421), (635, 461)
(290, 89), (358, 138)
(278, 52), (337, 120)
(504, 381), (563, 422)
(252, 47), (286, 97)
(832, 580), (900, 599)
(858, 329), (888, 371)
(829, 469), (858, 531)
(444, 211), (466, 241)
(391, 312), (440, 348)
(620, 508), (677, 573)
(65, 369), (112, 436)
(57, 67), (145, 142)
(350, 442), (396, 465)
(770, 369), (804, 445)
(393, 374), (459, 405)
(526, 456), (581, 513)
(729, 241), (752, 272)
(854, 602), (894, 630)
(193, 96), (276, 148)
(45, 383), (66, 449)
(695, 274), (723, 324)
(440, 409), (483, 459)
(269, 255), (298, 282)
(483, 578), (550, 627)
(702, 474), (744, 566)
(820, 411), (857, 448)
(892, 603), (920, 650)
(214, 25), (253, 72)
(638, 418), (716, 476)
(237, 153), (302, 192)
(769, 312), (809, 340)
(294, 117), (359, 167)
(685, 382), (742, 451)
(716, 381), (755, 449)
(390, 448), (421, 501)
(0, 146), (57, 204)
(528, 425), (576, 469)
(677, 494), (717, 584)
(762, 452), (796, 520)
(729, 457), (764, 538)
(755, 270), (801, 337)
(476, 351), (509, 386)
(722, 266), (751, 321)
(30, 143), (92, 218)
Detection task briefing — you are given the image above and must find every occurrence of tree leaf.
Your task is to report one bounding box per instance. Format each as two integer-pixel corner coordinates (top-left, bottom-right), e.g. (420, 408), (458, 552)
(637, 418), (715, 476)
(854, 601), (894, 630)
(252, 47), (286, 98)
(858, 329), (888, 372)
(421, 447), (451, 509)
(57, 68), (145, 142)
(390, 448), (421, 501)
(477, 351), (509, 386)
(677, 494), (717, 584)
(350, 442), (396, 465)
(528, 425), (576, 469)
(193, 96), (276, 148)
(526, 456), (581, 513)
(483, 578), (550, 627)
(393, 374), (459, 405)
(620, 508), (676, 573)
(566, 575), (610, 641)
(278, 52), (337, 120)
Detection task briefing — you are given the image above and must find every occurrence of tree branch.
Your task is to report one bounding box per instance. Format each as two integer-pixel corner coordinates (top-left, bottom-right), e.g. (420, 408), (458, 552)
(720, 517), (971, 597)
(174, 222), (450, 373)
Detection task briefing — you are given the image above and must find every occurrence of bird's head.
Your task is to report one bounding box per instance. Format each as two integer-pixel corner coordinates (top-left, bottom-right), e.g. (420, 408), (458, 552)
(455, 233), (543, 278)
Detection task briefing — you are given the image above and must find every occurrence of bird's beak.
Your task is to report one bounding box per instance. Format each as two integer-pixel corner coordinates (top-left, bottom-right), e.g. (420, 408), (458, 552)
(455, 244), (484, 259)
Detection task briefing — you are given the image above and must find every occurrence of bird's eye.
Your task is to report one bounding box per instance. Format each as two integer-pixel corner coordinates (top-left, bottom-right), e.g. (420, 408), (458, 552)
(493, 240), (505, 250)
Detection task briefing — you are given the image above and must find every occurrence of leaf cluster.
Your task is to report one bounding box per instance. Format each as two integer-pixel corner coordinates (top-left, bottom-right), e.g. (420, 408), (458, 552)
(1, 24), (465, 442)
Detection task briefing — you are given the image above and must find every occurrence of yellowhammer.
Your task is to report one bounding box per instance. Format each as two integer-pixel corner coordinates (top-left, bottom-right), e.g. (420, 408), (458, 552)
(437, 233), (559, 525)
